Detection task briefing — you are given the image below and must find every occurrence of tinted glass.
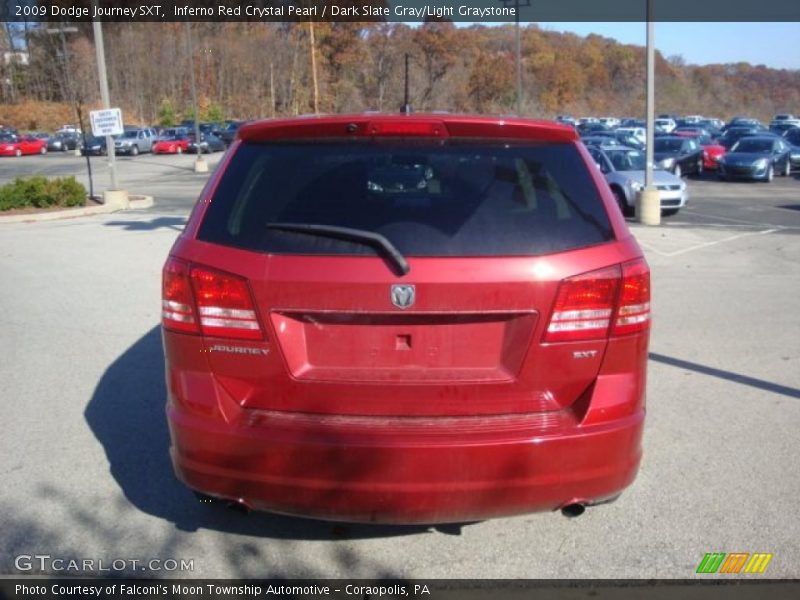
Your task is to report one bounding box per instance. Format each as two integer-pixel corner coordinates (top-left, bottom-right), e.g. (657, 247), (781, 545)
(655, 139), (684, 152)
(732, 139), (773, 153)
(198, 141), (614, 257)
(606, 149), (646, 171)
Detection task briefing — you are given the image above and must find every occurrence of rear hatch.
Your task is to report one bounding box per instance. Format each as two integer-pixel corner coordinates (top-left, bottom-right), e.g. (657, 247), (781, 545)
(169, 117), (639, 417)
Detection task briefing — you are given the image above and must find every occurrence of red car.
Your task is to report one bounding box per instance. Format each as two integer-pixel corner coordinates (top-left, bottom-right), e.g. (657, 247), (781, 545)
(153, 135), (190, 155)
(0, 135), (48, 157)
(674, 130), (725, 170)
(162, 114), (651, 524)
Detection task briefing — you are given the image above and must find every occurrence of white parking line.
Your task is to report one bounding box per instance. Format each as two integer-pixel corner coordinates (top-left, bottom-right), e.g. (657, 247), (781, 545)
(680, 209), (800, 229)
(638, 228), (779, 257)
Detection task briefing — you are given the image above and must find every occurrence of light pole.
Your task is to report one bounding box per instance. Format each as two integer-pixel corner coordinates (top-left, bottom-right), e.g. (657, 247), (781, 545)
(497, 0), (530, 115)
(637, 0), (661, 225)
(185, 22), (207, 173)
(92, 13), (127, 207)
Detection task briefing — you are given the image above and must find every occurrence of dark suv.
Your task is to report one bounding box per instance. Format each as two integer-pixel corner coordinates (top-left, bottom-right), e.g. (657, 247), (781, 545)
(162, 114), (651, 523)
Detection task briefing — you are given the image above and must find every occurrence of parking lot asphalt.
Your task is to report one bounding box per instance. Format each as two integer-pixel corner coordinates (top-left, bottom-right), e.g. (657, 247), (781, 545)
(0, 155), (798, 578)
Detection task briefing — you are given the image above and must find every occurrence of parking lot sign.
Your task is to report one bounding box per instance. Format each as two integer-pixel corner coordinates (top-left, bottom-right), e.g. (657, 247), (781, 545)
(89, 108), (123, 137)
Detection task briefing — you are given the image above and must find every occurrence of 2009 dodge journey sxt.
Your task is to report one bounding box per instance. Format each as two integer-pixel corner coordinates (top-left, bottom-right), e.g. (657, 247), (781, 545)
(162, 114), (650, 523)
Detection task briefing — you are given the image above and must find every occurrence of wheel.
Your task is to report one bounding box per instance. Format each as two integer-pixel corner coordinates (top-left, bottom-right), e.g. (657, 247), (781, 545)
(764, 165), (774, 183)
(62, 145), (68, 152)
(673, 164), (682, 178)
(695, 159), (703, 177)
(101, 147), (107, 156)
(612, 187), (631, 217)
(783, 160), (791, 177)
(15, 149), (21, 157)
(662, 209), (679, 217)
(131, 145), (139, 156)
(40, 146), (47, 155)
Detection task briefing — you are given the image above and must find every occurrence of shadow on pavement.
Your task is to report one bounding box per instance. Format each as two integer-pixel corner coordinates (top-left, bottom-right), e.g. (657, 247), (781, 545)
(649, 352), (800, 400)
(104, 216), (187, 232)
(84, 326), (461, 540)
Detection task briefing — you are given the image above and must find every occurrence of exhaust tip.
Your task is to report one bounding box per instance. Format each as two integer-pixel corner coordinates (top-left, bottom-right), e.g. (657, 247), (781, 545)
(560, 503), (586, 518)
(225, 499), (251, 515)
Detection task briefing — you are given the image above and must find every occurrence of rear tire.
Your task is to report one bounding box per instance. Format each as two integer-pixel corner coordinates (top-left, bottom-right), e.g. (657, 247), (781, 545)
(783, 160), (791, 177)
(673, 164), (682, 178)
(695, 159), (703, 177)
(612, 187), (631, 217)
(764, 165), (774, 183)
(177, 147), (183, 154)
(131, 145), (139, 156)
(40, 146), (47, 155)
(15, 149), (21, 157)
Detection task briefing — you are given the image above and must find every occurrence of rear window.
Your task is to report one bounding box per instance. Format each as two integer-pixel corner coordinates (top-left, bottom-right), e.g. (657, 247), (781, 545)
(197, 140), (614, 257)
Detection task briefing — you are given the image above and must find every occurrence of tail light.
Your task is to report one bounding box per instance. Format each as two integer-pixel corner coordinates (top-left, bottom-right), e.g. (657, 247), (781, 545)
(162, 258), (199, 334)
(611, 259), (650, 336)
(161, 258), (264, 340)
(544, 259), (650, 342)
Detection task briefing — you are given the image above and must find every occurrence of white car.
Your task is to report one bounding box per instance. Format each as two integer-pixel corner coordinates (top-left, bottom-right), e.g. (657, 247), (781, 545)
(654, 118), (677, 133)
(586, 145), (688, 216)
(615, 127), (646, 145)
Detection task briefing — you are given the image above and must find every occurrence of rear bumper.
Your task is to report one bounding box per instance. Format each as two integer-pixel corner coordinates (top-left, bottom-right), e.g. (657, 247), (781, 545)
(168, 402), (644, 524)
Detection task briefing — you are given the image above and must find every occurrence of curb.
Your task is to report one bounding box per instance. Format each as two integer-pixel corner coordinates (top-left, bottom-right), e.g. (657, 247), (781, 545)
(0, 195), (154, 224)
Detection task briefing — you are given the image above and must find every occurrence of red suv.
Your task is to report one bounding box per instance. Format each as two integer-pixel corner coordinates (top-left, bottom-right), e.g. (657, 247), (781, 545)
(162, 114), (650, 524)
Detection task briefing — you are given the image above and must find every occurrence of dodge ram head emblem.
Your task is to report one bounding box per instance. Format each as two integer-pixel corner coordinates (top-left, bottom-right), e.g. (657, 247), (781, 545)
(391, 284), (415, 309)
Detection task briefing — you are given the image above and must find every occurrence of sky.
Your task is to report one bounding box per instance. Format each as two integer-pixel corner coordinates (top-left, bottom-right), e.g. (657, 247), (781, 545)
(538, 22), (800, 70)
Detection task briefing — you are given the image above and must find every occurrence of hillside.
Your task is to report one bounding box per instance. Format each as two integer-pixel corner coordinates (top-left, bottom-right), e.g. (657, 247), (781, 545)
(2, 21), (799, 129)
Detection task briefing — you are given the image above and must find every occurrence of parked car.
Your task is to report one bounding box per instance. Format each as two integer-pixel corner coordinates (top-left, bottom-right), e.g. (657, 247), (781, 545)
(580, 135), (624, 149)
(162, 114), (651, 523)
(0, 135), (48, 157)
(769, 120), (800, 135)
(114, 128), (157, 155)
(587, 145), (687, 216)
(782, 128), (800, 171)
(718, 136), (793, 182)
(654, 118), (676, 133)
(218, 121), (243, 146)
(717, 126), (762, 150)
(153, 132), (191, 154)
(723, 117), (764, 131)
(614, 127), (646, 146)
(554, 115), (577, 126)
(673, 131), (726, 170)
(576, 121), (613, 136)
(47, 132), (80, 152)
(186, 132), (226, 154)
(653, 136), (704, 177)
(80, 135), (109, 156)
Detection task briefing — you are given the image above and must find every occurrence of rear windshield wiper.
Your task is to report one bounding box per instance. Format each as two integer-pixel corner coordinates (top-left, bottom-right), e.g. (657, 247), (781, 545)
(265, 222), (410, 276)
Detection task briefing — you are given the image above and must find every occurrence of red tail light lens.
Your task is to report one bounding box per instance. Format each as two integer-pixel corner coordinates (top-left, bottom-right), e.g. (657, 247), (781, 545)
(611, 258), (651, 336)
(189, 267), (264, 340)
(162, 259), (264, 340)
(367, 120), (448, 137)
(544, 265), (621, 342)
(543, 259), (651, 343)
(162, 258), (199, 334)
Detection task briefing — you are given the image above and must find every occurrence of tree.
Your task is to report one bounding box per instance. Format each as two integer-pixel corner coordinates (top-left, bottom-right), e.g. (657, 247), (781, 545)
(203, 102), (224, 123)
(158, 99), (177, 127)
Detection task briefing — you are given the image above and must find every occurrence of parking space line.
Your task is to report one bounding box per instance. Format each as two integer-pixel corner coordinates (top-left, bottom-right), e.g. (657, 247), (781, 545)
(680, 209), (800, 229)
(638, 228), (778, 257)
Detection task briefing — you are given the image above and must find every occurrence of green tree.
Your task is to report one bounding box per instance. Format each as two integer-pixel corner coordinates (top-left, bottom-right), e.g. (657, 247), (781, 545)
(158, 98), (177, 127)
(203, 103), (224, 123)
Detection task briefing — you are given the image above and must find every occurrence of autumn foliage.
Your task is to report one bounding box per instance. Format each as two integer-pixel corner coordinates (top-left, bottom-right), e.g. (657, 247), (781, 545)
(2, 22), (799, 129)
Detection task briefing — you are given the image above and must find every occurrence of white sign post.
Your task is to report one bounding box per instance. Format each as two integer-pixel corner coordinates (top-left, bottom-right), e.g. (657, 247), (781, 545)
(89, 108), (124, 137)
